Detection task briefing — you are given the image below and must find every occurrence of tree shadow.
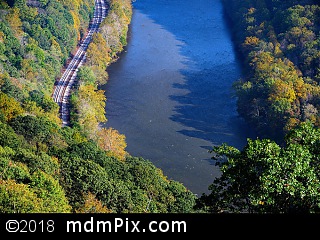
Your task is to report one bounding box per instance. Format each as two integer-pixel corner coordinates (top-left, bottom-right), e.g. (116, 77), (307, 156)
(133, 0), (257, 151)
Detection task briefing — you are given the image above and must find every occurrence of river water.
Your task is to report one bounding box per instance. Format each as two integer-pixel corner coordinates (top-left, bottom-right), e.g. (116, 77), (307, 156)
(102, 0), (256, 196)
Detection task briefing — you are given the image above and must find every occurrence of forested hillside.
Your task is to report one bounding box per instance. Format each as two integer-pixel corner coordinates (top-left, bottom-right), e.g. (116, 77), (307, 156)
(2, 0), (320, 214)
(222, 0), (320, 141)
(0, 0), (197, 213)
(195, 0), (320, 213)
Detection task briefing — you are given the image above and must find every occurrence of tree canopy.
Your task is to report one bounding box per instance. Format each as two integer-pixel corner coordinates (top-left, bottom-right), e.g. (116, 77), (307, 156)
(196, 121), (320, 213)
(0, 0), (198, 213)
(1, 0), (320, 214)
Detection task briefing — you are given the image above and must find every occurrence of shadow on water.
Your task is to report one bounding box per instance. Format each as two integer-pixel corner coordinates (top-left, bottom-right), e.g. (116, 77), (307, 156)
(133, 0), (257, 151)
(102, 0), (258, 195)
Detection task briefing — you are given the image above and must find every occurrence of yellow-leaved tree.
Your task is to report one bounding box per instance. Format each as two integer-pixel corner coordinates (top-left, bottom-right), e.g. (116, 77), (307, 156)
(0, 92), (24, 121)
(75, 192), (112, 213)
(96, 127), (128, 161)
(76, 84), (107, 137)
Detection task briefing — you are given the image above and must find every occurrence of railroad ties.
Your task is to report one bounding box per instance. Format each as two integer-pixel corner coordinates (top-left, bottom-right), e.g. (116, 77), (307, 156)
(52, 0), (108, 126)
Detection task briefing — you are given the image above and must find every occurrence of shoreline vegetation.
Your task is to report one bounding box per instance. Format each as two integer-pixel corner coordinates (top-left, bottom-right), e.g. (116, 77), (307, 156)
(195, 0), (320, 213)
(221, 0), (320, 143)
(0, 0), (197, 213)
(0, 0), (320, 213)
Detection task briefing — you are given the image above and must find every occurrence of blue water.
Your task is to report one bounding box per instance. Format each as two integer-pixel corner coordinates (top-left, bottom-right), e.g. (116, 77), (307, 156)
(102, 0), (256, 196)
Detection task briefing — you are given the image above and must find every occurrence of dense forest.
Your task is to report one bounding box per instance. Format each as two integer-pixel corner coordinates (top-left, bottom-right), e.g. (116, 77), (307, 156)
(0, 0), (197, 213)
(195, 0), (320, 213)
(1, 0), (320, 214)
(222, 0), (320, 141)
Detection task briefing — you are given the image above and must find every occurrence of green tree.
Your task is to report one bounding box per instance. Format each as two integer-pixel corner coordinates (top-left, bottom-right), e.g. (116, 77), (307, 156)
(0, 121), (24, 150)
(0, 179), (45, 213)
(14, 149), (60, 177)
(9, 115), (63, 149)
(30, 170), (71, 212)
(196, 121), (320, 213)
(77, 66), (96, 85)
(0, 146), (30, 182)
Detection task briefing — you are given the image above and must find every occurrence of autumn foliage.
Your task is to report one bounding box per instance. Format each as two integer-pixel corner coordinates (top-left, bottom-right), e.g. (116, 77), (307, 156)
(223, 0), (320, 140)
(0, 0), (197, 213)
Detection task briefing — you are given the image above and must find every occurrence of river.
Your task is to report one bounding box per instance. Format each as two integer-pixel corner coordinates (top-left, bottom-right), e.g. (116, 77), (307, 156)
(101, 0), (256, 196)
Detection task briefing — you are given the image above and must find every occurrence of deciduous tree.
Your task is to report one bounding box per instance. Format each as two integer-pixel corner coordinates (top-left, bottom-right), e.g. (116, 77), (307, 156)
(196, 121), (320, 213)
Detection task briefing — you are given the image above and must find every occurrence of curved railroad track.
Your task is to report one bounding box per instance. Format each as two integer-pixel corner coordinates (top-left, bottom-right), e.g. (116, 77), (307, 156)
(52, 0), (108, 126)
